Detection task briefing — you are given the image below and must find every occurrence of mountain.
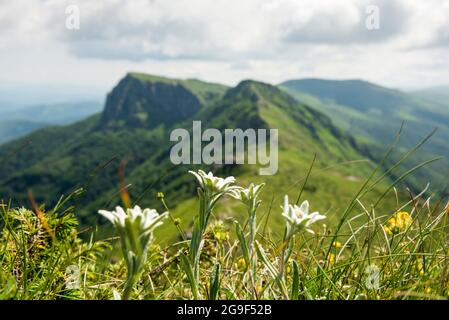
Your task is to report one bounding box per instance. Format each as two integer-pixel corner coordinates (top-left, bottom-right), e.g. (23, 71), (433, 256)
(0, 101), (103, 144)
(100, 73), (226, 129)
(411, 86), (449, 108)
(280, 79), (449, 194)
(0, 73), (399, 241)
(0, 120), (50, 145)
(1, 100), (103, 124)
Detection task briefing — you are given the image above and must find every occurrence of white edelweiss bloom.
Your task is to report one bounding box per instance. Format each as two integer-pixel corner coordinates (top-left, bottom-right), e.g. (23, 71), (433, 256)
(98, 205), (167, 299)
(189, 170), (236, 194)
(98, 205), (167, 236)
(229, 183), (264, 202)
(229, 183), (265, 205)
(282, 195), (326, 236)
(128, 206), (168, 234)
(141, 207), (167, 231)
(99, 206), (127, 227)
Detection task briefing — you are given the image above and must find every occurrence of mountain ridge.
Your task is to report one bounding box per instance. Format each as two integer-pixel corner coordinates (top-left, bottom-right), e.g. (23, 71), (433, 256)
(0, 73), (387, 234)
(280, 78), (449, 195)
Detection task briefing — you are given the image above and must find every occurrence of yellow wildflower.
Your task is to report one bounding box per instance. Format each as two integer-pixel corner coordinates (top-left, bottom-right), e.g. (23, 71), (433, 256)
(286, 265), (292, 275)
(332, 241), (343, 248)
(255, 284), (263, 295)
(235, 258), (247, 271)
(214, 230), (229, 242)
(327, 253), (336, 265)
(383, 211), (413, 236)
(211, 221), (229, 242)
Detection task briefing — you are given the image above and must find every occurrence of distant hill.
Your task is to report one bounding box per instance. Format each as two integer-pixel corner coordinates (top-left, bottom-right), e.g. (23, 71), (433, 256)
(280, 79), (449, 194)
(411, 86), (449, 108)
(0, 73), (396, 240)
(0, 120), (49, 145)
(0, 101), (103, 144)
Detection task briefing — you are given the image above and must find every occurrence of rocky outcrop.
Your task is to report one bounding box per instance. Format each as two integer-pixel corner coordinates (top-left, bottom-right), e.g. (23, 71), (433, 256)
(100, 73), (203, 129)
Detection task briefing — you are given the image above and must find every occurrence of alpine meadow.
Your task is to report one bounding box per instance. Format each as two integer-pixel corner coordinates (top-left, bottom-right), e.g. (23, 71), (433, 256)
(1, 0), (449, 302)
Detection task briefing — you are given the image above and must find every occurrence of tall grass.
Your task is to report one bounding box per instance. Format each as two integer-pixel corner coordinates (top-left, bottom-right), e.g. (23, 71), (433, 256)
(1, 179), (448, 299)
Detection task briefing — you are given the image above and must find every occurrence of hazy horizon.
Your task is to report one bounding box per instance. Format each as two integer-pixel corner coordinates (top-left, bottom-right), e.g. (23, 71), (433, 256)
(1, 73), (447, 110)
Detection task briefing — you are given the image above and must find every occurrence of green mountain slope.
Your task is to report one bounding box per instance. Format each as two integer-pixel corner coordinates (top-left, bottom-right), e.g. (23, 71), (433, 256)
(280, 79), (449, 194)
(0, 119), (49, 144)
(412, 86), (449, 110)
(156, 80), (395, 242)
(0, 73), (399, 241)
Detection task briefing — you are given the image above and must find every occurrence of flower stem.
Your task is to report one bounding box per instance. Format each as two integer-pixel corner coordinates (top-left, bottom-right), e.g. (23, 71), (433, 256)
(122, 272), (140, 300)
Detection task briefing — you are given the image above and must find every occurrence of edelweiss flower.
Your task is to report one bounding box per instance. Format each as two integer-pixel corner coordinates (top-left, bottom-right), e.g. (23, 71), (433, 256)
(99, 205), (167, 237)
(98, 205), (168, 299)
(189, 170), (236, 194)
(229, 183), (265, 208)
(282, 195), (326, 237)
(98, 206), (126, 227)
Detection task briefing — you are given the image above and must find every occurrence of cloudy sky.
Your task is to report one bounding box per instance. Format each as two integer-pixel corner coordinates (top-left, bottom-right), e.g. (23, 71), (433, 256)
(1, 0), (448, 105)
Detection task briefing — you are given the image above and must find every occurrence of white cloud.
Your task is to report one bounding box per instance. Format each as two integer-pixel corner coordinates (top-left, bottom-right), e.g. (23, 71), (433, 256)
(0, 0), (52, 49)
(47, 0), (412, 60)
(0, 0), (448, 99)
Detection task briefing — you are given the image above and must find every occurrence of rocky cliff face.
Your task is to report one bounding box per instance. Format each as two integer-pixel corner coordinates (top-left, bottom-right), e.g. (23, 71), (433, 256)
(100, 73), (203, 129)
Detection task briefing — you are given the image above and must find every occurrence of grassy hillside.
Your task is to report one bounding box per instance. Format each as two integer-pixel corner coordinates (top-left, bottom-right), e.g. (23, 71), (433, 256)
(280, 79), (449, 195)
(2, 174), (448, 300)
(157, 80), (398, 243)
(412, 86), (449, 109)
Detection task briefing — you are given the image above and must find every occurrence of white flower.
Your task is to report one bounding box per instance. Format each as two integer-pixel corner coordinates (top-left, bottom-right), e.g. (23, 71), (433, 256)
(99, 205), (167, 237)
(282, 195), (326, 237)
(99, 206), (127, 227)
(99, 205), (167, 299)
(230, 183), (264, 203)
(189, 170), (236, 194)
(229, 183), (265, 211)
